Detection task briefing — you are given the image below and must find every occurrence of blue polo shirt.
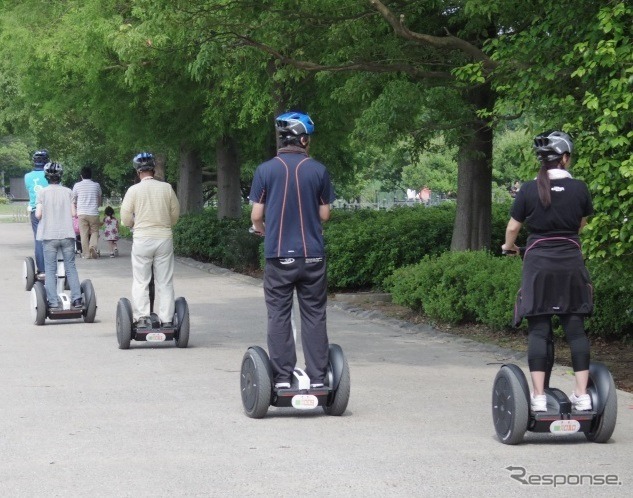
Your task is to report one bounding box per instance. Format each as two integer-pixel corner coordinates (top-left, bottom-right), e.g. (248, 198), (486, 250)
(250, 148), (335, 259)
(24, 168), (49, 212)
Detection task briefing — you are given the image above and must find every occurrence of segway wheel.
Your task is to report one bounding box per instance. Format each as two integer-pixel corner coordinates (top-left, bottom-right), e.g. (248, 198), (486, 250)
(31, 281), (47, 326)
(24, 256), (36, 291)
(81, 279), (97, 323)
(174, 297), (190, 348)
(492, 365), (529, 445)
(116, 298), (133, 349)
(240, 347), (272, 419)
(585, 366), (618, 443)
(323, 344), (351, 416)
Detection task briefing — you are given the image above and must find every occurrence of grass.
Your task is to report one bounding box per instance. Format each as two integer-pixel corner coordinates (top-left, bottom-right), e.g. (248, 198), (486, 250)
(0, 201), (29, 222)
(0, 202), (128, 238)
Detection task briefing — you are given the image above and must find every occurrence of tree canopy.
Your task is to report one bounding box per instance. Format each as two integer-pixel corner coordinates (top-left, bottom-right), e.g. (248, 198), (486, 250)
(0, 1), (630, 260)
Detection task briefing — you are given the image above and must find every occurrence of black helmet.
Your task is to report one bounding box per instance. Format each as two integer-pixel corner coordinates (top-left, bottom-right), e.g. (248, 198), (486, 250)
(33, 150), (50, 168)
(43, 162), (63, 182)
(132, 152), (155, 172)
(533, 130), (573, 162)
(275, 111), (315, 137)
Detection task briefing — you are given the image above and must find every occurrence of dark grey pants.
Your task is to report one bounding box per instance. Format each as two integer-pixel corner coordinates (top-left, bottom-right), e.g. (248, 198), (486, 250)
(264, 257), (329, 384)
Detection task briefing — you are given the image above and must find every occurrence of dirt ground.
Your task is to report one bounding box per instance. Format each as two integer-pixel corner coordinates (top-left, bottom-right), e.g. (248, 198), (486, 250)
(334, 297), (633, 394)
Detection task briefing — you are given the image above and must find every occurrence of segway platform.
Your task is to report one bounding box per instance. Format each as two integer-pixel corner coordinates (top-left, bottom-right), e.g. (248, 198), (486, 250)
(116, 296), (190, 349)
(492, 362), (617, 445)
(133, 313), (177, 342)
(240, 344), (351, 418)
(31, 279), (97, 325)
(271, 369), (332, 410)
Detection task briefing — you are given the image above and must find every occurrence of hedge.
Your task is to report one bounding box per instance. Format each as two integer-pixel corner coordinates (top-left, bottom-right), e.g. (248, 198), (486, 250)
(384, 250), (633, 338)
(169, 204), (632, 338)
(324, 205), (455, 289)
(173, 209), (261, 273)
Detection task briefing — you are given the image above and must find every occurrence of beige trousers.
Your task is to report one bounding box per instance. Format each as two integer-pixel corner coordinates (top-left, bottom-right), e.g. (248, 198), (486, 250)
(131, 237), (175, 323)
(79, 214), (101, 258)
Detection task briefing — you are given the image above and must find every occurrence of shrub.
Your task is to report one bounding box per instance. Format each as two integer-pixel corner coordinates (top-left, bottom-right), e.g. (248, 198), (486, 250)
(462, 254), (523, 329)
(386, 249), (632, 338)
(323, 201), (518, 291)
(324, 205), (455, 289)
(586, 258), (633, 339)
(173, 209), (261, 272)
(386, 251), (523, 329)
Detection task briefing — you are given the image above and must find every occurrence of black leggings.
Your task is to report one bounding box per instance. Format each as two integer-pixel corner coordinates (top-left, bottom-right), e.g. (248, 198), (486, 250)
(527, 314), (590, 372)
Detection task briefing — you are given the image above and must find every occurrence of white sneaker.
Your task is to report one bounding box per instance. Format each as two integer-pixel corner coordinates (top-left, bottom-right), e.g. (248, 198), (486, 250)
(310, 383), (324, 388)
(530, 393), (547, 412)
(570, 392), (592, 411)
(274, 382), (290, 389)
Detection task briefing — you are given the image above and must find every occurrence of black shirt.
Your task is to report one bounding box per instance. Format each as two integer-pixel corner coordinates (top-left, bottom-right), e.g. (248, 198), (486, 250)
(511, 178), (593, 236)
(249, 147), (336, 258)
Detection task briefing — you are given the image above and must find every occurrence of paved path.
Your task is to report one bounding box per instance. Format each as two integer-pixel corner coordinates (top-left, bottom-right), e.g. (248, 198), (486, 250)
(1, 222), (632, 497)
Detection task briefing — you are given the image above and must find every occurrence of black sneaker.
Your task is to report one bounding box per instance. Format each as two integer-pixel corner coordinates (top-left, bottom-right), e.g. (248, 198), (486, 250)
(48, 302), (62, 311)
(36, 273), (46, 281)
(135, 316), (152, 329)
(72, 298), (83, 309)
(161, 321), (173, 328)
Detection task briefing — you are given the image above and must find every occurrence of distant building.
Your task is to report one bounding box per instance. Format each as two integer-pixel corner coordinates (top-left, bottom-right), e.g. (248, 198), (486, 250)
(9, 177), (29, 200)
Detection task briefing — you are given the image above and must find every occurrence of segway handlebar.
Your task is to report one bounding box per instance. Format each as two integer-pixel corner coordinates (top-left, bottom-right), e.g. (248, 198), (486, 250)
(502, 247), (525, 256)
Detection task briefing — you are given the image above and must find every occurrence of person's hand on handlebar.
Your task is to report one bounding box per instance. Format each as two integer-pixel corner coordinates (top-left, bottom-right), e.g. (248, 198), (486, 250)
(501, 243), (520, 255)
(249, 224), (265, 237)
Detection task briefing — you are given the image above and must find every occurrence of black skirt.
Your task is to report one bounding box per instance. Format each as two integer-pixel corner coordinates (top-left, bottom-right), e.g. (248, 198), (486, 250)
(514, 236), (593, 326)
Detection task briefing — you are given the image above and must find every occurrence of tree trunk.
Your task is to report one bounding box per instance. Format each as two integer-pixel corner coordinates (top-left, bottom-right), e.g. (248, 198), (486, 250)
(154, 153), (166, 181)
(451, 86), (494, 251)
(177, 144), (204, 215)
(215, 135), (242, 219)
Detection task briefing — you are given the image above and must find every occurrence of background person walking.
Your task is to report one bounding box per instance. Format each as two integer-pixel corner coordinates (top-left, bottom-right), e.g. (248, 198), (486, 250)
(72, 166), (102, 259)
(102, 206), (119, 257)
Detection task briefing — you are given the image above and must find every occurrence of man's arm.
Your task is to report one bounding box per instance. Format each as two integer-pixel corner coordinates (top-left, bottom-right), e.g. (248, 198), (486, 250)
(251, 202), (265, 235)
(170, 189), (180, 226)
(319, 204), (331, 222)
(120, 190), (135, 228)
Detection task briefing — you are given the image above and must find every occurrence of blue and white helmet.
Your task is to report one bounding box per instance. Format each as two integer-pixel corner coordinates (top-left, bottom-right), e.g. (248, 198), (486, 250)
(132, 152), (155, 172)
(275, 111), (315, 137)
(533, 131), (573, 162)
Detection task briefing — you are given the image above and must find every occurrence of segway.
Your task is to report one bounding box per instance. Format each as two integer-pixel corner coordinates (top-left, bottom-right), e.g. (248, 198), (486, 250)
(116, 274), (190, 349)
(493, 247), (618, 444)
(30, 251), (97, 325)
(240, 344), (350, 419)
(492, 359), (617, 444)
(241, 227), (350, 418)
